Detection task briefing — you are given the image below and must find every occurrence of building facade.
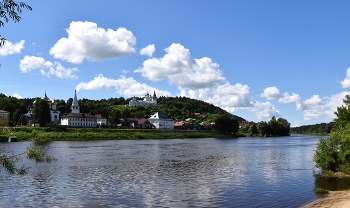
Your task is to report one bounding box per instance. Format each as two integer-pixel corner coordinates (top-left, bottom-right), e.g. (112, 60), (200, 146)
(148, 111), (174, 129)
(60, 90), (97, 128)
(128, 91), (157, 107)
(26, 92), (60, 122)
(0, 110), (10, 126)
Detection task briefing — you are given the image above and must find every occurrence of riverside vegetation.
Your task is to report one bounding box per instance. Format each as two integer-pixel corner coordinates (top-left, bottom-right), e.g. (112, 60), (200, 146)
(314, 94), (350, 175)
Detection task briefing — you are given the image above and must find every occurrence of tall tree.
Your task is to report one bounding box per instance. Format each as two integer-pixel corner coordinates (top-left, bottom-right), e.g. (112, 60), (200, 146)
(214, 114), (239, 135)
(33, 98), (51, 127)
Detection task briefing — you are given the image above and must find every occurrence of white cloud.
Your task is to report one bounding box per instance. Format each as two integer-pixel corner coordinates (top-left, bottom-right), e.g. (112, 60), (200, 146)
(19, 55), (53, 73)
(135, 43), (226, 90)
(49, 21), (136, 64)
(0, 40), (25, 55)
(13, 93), (22, 99)
(76, 74), (172, 97)
(40, 62), (79, 79)
(140, 44), (155, 57)
(248, 101), (281, 119)
(261, 86), (282, 100)
(19, 56), (78, 79)
(278, 92), (301, 103)
(340, 67), (350, 88)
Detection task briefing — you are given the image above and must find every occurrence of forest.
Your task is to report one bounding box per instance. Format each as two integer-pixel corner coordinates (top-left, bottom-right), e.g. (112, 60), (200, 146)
(290, 122), (334, 135)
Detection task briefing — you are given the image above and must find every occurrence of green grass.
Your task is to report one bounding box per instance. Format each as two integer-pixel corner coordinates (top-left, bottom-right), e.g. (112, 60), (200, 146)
(8, 127), (236, 141)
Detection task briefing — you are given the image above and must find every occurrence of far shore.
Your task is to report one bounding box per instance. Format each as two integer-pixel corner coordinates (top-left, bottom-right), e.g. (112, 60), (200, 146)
(304, 190), (350, 208)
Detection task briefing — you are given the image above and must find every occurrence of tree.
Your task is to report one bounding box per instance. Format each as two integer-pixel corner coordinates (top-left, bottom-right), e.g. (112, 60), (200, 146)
(33, 98), (51, 127)
(277, 118), (290, 136)
(257, 121), (269, 136)
(214, 114), (239, 135)
(248, 124), (258, 136)
(0, 0), (32, 46)
(314, 94), (350, 174)
(0, 146), (55, 175)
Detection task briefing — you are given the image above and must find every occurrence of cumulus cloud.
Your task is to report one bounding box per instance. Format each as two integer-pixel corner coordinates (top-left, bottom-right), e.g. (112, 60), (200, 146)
(248, 101), (281, 119)
(0, 40), (25, 55)
(261, 86), (283, 100)
(278, 92), (301, 104)
(140, 44), (155, 57)
(50, 21), (136, 64)
(13, 93), (22, 99)
(296, 94), (347, 120)
(40, 62), (79, 79)
(340, 67), (350, 88)
(135, 43), (226, 90)
(19, 56), (79, 79)
(19, 55), (53, 73)
(76, 74), (172, 97)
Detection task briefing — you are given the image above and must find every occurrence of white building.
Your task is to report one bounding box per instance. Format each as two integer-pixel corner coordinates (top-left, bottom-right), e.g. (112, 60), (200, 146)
(60, 90), (97, 128)
(148, 111), (174, 129)
(95, 114), (108, 126)
(128, 91), (157, 107)
(26, 92), (60, 122)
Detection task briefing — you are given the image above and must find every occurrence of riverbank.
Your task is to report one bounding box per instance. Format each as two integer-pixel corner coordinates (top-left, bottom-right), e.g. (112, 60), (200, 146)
(305, 190), (350, 208)
(1, 127), (236, 141)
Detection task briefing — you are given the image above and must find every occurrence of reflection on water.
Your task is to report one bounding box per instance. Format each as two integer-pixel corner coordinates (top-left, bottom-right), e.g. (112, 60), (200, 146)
(0, 135), (327, 207)
(314, 174), (350, 191)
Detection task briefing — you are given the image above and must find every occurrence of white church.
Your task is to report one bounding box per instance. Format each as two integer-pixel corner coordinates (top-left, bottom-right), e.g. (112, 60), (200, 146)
(60, 90), (97, 128)
(26, 91), (60, 122)
(128, 91), (158, 107)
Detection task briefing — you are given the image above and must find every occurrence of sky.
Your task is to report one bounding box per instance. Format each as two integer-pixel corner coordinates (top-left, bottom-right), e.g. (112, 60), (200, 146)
(1, 0), (350, 126)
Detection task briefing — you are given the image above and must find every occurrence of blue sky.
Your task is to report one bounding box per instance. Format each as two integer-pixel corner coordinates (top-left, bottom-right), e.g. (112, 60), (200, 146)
(2, 0), (350, 126)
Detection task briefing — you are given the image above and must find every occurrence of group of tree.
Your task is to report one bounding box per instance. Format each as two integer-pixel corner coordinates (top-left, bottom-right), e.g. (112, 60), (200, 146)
(314, 94), (350, 174)
(238, 116), (291, 137)
(290, 122), (334, 135)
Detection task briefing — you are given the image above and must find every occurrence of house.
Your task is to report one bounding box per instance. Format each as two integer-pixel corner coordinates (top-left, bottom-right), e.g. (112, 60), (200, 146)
(95, 114), (108, 126)
(132, 118), (152, 128)
(0, 110), (10, 126)
(148, 111), (174, 129)
(174, 121), (186, 129)
(60, 90), (97, 128)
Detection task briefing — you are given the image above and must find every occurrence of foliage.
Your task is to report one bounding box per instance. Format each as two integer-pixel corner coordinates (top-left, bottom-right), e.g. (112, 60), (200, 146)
(33, 98), (51, 127)
(214, 114), (239, 135)
(0, 146), (55, 175)
(256, 116), (290, 136)
(315, 188), (328, 195)
(314, 94), (350, 174)
(290, 122), (334, 135)
(0, 0), (32, 46)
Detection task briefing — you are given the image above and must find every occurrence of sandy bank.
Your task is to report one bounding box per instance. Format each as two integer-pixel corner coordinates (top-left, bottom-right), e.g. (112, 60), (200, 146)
(305, 190), (350, 208)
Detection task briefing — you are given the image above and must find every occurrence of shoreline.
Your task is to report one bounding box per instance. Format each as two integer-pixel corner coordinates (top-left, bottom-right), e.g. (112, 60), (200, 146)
(304, 190), (350, 208)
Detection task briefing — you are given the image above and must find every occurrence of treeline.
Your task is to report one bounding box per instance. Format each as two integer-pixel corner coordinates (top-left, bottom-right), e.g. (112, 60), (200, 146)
(0, 93), (245, 126)
(238, 116), (291, 136)
(290, 122), (334, 135)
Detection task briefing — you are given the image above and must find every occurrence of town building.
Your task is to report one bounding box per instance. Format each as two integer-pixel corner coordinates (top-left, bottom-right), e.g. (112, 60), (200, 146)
(128, 91), (157, 106)
(95, 114), (108, 126)
(26, 92), (60, 122)
(0, 110), (10, 126)
(148, 111), (174, 129)
(60, 90), (97, 128)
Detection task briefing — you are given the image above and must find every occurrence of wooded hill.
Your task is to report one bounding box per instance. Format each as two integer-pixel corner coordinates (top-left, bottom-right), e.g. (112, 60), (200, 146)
(0, 93), (245, 126)
(290, 122), (334, 135)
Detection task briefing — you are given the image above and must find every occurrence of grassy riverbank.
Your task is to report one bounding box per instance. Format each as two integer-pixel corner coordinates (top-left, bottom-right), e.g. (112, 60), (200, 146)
(1, 127), (235, 141)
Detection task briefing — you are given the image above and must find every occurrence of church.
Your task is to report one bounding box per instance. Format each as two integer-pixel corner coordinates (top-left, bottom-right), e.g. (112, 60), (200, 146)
(128, 91), (157, 107)
(60, 90), (97, 128)
(26, 91), (60, 122)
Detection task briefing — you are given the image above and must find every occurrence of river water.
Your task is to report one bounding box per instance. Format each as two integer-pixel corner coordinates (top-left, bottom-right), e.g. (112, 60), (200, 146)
(0, 134), (330, 207)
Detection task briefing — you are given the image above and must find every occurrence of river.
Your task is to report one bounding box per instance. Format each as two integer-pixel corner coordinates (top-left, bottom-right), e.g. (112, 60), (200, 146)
(0, 134), (332, 207)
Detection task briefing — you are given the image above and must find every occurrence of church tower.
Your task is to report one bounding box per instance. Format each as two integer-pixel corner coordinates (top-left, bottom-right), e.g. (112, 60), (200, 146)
(71, 90), (80, 113)
(153, 90), (157, 102)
